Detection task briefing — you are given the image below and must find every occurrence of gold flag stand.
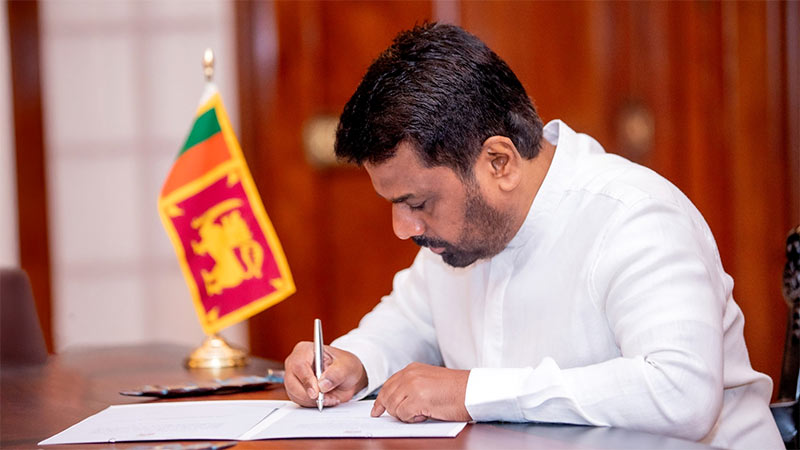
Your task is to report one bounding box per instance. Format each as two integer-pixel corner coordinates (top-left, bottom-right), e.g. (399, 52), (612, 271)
(185, 334), (249, 369)
(183, 48), (249, 370)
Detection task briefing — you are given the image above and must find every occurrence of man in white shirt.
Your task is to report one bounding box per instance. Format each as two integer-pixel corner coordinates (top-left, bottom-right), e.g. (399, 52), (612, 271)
(283, 23), (783, 448)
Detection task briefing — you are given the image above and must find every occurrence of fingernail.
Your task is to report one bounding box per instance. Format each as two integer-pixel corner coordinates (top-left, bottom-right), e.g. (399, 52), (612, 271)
(319, 379), (332, 391)
(307, 388), (315, 398)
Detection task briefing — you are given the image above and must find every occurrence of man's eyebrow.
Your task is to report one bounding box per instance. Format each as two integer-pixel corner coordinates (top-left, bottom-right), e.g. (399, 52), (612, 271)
(389, 194), (414, 204)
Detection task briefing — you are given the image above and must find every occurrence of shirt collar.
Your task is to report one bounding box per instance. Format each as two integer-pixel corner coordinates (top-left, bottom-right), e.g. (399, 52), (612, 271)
(504, 119), (577, 250)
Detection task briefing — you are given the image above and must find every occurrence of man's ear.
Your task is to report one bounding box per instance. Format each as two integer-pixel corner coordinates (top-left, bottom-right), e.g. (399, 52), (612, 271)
(476, 135), (522, 192)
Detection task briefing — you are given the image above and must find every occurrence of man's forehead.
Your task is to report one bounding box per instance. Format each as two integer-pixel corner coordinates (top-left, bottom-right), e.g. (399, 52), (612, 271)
(364, 141), (421, 171)
(364, 143), (457, 201)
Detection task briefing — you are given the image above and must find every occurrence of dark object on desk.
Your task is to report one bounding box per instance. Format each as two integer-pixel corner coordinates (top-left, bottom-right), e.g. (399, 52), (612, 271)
(0, 268), (48, 366)
(120, 372), (284, 398)
(771, 225), (800, 449)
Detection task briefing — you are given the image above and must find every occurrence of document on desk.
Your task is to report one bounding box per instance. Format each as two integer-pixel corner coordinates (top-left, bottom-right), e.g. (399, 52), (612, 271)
(241, 400), (466, 439)
(39, 400), (467, 445)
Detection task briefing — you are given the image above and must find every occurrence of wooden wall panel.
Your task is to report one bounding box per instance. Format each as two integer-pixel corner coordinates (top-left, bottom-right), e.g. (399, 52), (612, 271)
(7, 0), (53, 353)
(788, 1), (800, 227)
(238, 0), (325, 358)
(721, 1), (790, 395)
(461, 2), (609, 144)
(678, 2), (731, 262)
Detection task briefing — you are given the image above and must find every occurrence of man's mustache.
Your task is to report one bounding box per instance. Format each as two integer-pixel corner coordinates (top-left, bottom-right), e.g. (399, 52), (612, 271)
(412, 236), (451, 249)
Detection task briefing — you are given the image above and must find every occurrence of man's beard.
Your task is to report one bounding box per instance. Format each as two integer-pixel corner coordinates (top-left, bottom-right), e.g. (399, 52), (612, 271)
(412, 185), (514, 268)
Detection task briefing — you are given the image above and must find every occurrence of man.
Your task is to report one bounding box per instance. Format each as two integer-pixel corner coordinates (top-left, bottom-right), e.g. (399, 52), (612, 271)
(284, 23), (782, 448)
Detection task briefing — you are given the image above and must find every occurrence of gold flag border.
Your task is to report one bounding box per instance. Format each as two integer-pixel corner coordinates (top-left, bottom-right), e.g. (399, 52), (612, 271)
(158, 91), (295, 335)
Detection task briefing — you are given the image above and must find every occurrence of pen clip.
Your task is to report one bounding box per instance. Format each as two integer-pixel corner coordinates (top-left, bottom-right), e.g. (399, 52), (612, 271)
(314, 318), (324, 377)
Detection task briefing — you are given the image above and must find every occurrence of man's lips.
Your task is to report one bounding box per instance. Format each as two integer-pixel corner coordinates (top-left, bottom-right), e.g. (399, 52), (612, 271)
(430, 247), (446, 254)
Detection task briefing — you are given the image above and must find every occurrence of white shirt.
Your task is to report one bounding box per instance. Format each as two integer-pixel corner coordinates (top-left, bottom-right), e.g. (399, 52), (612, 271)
(332, 120), (783, 449)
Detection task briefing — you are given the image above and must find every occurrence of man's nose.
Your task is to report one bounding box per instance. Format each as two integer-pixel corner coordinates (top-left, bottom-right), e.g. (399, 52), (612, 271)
(392, 205), (424, 240)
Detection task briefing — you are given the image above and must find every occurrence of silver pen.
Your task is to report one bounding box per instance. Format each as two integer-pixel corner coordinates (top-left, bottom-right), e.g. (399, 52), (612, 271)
(314, 318), (324, 412)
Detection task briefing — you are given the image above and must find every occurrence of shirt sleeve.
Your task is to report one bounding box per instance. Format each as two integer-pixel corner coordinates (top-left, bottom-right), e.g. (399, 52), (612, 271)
(331, 249), (443, 399)
(465, 198), (726, 441)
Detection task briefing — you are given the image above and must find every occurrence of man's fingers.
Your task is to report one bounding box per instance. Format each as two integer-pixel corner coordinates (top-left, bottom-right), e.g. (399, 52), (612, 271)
(285, 342), (368, 408)
(377, 387), (408, 420)
(395, 396), (429, 423)
(371, 380), (397, 417)
(284, 373), (316, 407)
(284, 341), (323, 403)
(322, 394), (341, 407)
(318, 354), (353, 393)
(295, 363), (320, 398)
(370, 369), (403, 417)
(371, 399), (386, 417)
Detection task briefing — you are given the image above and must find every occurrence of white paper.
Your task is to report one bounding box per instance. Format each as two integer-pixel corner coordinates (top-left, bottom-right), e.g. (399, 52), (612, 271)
(39, 400), (466, 445)
(39, 400), (280, 445)
(244, 400), (467, 439)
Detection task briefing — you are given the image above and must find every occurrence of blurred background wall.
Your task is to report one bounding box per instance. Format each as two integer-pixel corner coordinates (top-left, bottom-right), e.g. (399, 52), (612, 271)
(6, 0), (247, 352)
(1, 4), (17, 268)
(4, 0), (799, 399)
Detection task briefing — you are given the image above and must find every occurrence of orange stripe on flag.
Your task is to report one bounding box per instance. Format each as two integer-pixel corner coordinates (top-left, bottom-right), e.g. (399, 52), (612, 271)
(161, 132), (230, 197)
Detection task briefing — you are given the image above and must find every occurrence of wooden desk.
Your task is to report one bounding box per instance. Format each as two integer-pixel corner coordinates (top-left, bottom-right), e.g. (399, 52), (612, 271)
(1, 344), (715, 449)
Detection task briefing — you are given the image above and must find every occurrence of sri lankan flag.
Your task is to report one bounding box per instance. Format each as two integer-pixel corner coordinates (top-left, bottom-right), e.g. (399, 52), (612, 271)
(158, 85), (294, 335)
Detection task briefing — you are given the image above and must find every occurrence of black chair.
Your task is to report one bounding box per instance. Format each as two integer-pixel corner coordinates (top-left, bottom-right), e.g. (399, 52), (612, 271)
(771, 226), (800, 449)
(0, 267), (48, 366)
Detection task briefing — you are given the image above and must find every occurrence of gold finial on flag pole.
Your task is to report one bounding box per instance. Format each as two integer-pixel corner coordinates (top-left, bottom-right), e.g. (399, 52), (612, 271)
(202, 48), (215, 82)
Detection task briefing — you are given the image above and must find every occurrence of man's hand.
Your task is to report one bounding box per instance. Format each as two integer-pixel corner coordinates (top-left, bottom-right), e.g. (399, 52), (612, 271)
(371, 362), (472, 423)
(284, 342), (368, 408)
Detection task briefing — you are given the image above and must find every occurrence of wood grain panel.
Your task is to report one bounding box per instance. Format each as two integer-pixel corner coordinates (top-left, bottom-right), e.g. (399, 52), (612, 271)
(7, 0), (53, 353)
(238, 0), (327, 359)
(722, 1), (791, 396)
(788, 0), (800, 227)
(461, 1), (609, 143)
(677, 1), (731, 263)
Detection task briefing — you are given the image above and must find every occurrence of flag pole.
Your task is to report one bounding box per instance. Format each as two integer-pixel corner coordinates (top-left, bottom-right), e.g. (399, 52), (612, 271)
(184, 48), (249, 369)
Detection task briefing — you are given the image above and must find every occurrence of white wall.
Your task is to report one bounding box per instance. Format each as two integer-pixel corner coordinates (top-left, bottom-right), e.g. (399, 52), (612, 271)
(40, 0), (247, 352)
(1, 3), (19, 268)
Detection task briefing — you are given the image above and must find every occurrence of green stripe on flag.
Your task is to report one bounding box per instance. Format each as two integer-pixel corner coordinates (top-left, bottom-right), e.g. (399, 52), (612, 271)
(179, 107), (221, 155)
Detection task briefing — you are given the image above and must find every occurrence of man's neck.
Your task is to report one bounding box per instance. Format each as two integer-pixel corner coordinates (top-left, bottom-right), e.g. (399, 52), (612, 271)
(511, 140), (557, 233)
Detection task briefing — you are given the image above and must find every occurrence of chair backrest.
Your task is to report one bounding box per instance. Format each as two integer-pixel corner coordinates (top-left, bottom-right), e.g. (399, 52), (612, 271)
(0, 267), (48, 366)
(772, 226), (800, 449)
(780, 226), (800, 403)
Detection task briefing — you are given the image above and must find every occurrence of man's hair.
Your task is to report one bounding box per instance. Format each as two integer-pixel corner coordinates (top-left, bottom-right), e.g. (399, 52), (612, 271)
(334, 23), (544, 178)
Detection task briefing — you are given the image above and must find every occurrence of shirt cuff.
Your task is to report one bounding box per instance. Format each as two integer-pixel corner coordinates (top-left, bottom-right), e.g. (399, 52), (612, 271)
(330, 336), (389, 400)
(465, 358), (569, 422)
(465, 367), (528, 422)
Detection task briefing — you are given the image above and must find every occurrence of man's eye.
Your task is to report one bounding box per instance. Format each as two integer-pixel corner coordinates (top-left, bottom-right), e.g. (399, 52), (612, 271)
(409, 201), (426, 211)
